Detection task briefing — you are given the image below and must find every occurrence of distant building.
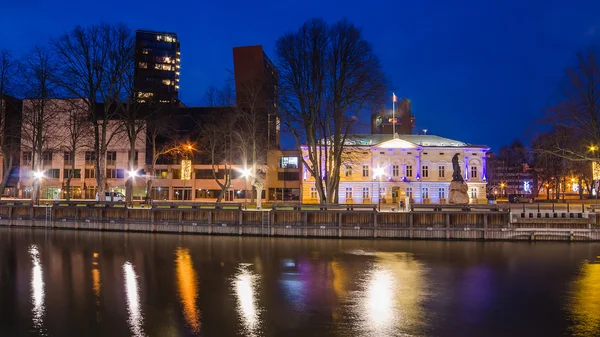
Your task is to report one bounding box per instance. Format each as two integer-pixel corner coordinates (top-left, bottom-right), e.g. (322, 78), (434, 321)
(301, 134), (489, 204)
(265, 149), (302, 201)
(233, 45), (279, 149)
(0, 95), (22, 196)
(134, 30), (180, 104)
(371, 99), (416, 135)
(486, 152), (537, 197)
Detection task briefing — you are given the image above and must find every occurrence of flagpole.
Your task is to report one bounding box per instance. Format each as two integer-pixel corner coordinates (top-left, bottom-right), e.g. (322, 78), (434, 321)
(392, 93), (396, 136)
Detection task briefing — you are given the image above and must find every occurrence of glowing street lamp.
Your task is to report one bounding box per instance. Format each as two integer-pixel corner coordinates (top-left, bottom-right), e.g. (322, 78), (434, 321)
(128, 170), (138, 179)
(240, 168), (252, 210)
(373, 167), (385, 211)
(33, 171), (44, 180)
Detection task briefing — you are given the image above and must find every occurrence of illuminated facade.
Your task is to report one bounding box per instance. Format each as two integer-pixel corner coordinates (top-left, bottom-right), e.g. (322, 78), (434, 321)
(301, 134), (489, 204)
(134, 30), (181, 104)
(18, 99), (147, 199)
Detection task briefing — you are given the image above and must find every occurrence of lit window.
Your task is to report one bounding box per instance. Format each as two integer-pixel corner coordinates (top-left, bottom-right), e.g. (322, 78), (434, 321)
(470, 187), (478, 199)
(422, 187), (429, 199)
(138, 62), (147, 69)
(278, 156), (298, 168)
(439, 188), (446, 199)
(142, 48), (150, 54)
(137, 92), (153, 98)
(162, 79), (172, 86)
(345, 187), (353, 199)
(154, 64), (172, 71)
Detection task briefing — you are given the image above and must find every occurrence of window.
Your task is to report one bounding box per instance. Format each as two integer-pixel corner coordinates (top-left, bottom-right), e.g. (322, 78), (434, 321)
(107, 151), (117, 166)
(172, 169), (181, 180)
(362, 165), (369, 177)
(392, 165), (399, 177)
(138, 62), (147, 69)
(23, 152), (32, 166)
(85, 151), (96, 166)
(46, 169), (59, 179)
(438, 165), (445, 178)
(470, 187), (478, 199)
(422, 165), (429, 178)
(362, 187), (370, 199)
(156, 169), (169, 179)
(194, 169), (212, 179)
(310, 187), (318, 200)
(162, 79), (172, 86)
(278, 156), (299, 169)
(277, 172), (300, 181)
(380, 187), (386, 197)
(106, 169), (116, 179)
(116, 169), (125, 179)
(63, 169), (81, 179)
(154, 63), (172, 71)
(471, 166), (478, 178)
(345, 187), (353, 199)
(64, 152), (74, 166)
(85, 168), (95, 179)
(422, 187), (429, 199)
(406, 187), (413, 198)
(439, 187), (446, 199)
(345, 166), (352, 177)
(42, 151), (52, 166)
(406, 165), (413, 177)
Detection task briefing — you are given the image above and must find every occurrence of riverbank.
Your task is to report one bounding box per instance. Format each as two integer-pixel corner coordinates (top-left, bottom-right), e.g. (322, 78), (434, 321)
(0, 201), (598, 241)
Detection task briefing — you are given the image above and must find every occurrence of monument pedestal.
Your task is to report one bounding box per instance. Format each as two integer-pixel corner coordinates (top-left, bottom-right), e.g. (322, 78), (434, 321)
(449, 181), (469, 204)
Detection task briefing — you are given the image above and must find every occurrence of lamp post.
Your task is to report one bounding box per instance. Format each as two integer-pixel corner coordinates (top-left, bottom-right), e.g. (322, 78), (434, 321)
(241, 168), (251, 210)
(33, 171), (44, 205)
(500, 182), (505, 200)
(373, 167), (385, 211)
(590, 145), (598, 204)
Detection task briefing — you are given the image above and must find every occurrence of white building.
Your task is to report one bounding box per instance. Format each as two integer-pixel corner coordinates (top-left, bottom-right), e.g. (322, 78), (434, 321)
(301, 134), (490, 204)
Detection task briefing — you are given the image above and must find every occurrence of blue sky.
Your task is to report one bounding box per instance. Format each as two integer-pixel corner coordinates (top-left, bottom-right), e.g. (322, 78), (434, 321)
(1, 0), (599, 151)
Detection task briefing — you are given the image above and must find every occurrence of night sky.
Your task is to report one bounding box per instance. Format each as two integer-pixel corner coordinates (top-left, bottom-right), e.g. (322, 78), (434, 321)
(2, 0), (599, 151)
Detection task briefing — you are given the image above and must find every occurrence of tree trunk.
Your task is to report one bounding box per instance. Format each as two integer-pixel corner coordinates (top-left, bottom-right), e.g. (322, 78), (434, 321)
(0, 156), (13, 200)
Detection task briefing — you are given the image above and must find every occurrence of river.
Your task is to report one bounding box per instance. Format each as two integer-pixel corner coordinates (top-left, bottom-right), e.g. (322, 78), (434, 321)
(0, 228), (599, 337)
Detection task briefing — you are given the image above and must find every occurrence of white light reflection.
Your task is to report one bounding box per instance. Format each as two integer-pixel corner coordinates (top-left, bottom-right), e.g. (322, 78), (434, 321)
(29, 245), (47, 336)
(233, 264), (261, 336)
(123, 262), (145, 337)
(355, 252), (427, 337)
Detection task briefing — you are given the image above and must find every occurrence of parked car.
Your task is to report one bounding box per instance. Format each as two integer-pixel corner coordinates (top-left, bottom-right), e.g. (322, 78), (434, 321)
(105, 192), (124, 202)
(508, 194), (532, 203)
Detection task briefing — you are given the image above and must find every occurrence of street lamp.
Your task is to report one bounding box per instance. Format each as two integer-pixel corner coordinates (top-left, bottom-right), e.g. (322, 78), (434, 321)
(240, 168), (252, 210)
(500, 182), (506, 199)
(373, 167), (385, 211)
(33, 171), (44, 205)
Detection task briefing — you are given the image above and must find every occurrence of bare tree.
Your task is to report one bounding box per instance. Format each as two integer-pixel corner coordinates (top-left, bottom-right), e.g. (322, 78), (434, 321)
(53, 23), (131, 201)
(146, 107), (179, 199)
(0, 49), (20, 198)
(276, 18), (387, 204)
(20, 46), (59, 204)
(541, 48), (600, 162)
(60, 99), (91, 201)
(196, 109), (237, 202)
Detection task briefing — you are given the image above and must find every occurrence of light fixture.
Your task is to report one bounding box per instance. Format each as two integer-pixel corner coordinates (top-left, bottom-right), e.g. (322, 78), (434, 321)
(128, 170), (138, 179)
(33, 171), (44, 179)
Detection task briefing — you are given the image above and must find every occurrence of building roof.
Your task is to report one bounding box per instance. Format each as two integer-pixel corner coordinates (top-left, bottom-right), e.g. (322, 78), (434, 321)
(323, 134), (487, 148)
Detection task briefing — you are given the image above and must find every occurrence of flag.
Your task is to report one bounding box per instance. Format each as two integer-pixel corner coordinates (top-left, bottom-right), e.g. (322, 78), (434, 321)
(392, 93), (397, 103)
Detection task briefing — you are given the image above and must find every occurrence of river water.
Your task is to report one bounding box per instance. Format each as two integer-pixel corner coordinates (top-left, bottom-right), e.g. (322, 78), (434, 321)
(1, 228), (599, 337)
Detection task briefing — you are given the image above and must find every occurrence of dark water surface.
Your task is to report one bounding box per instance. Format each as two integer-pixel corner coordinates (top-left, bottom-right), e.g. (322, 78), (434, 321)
(1, 228), (600, 337)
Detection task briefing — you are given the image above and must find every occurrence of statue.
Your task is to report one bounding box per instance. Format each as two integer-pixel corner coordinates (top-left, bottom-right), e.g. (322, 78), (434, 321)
(452, 153), (463, 182)
(449, 153), (469, 204)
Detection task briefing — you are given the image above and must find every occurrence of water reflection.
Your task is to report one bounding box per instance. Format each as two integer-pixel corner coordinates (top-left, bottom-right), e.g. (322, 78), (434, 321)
(233, 263), (261, 336)
(29, 245), (47, 336)
(568, 261), (600, 336)
(175, 248), (201, 333)
(354, 252), (427, 337)
(123, 262), (145, 337)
